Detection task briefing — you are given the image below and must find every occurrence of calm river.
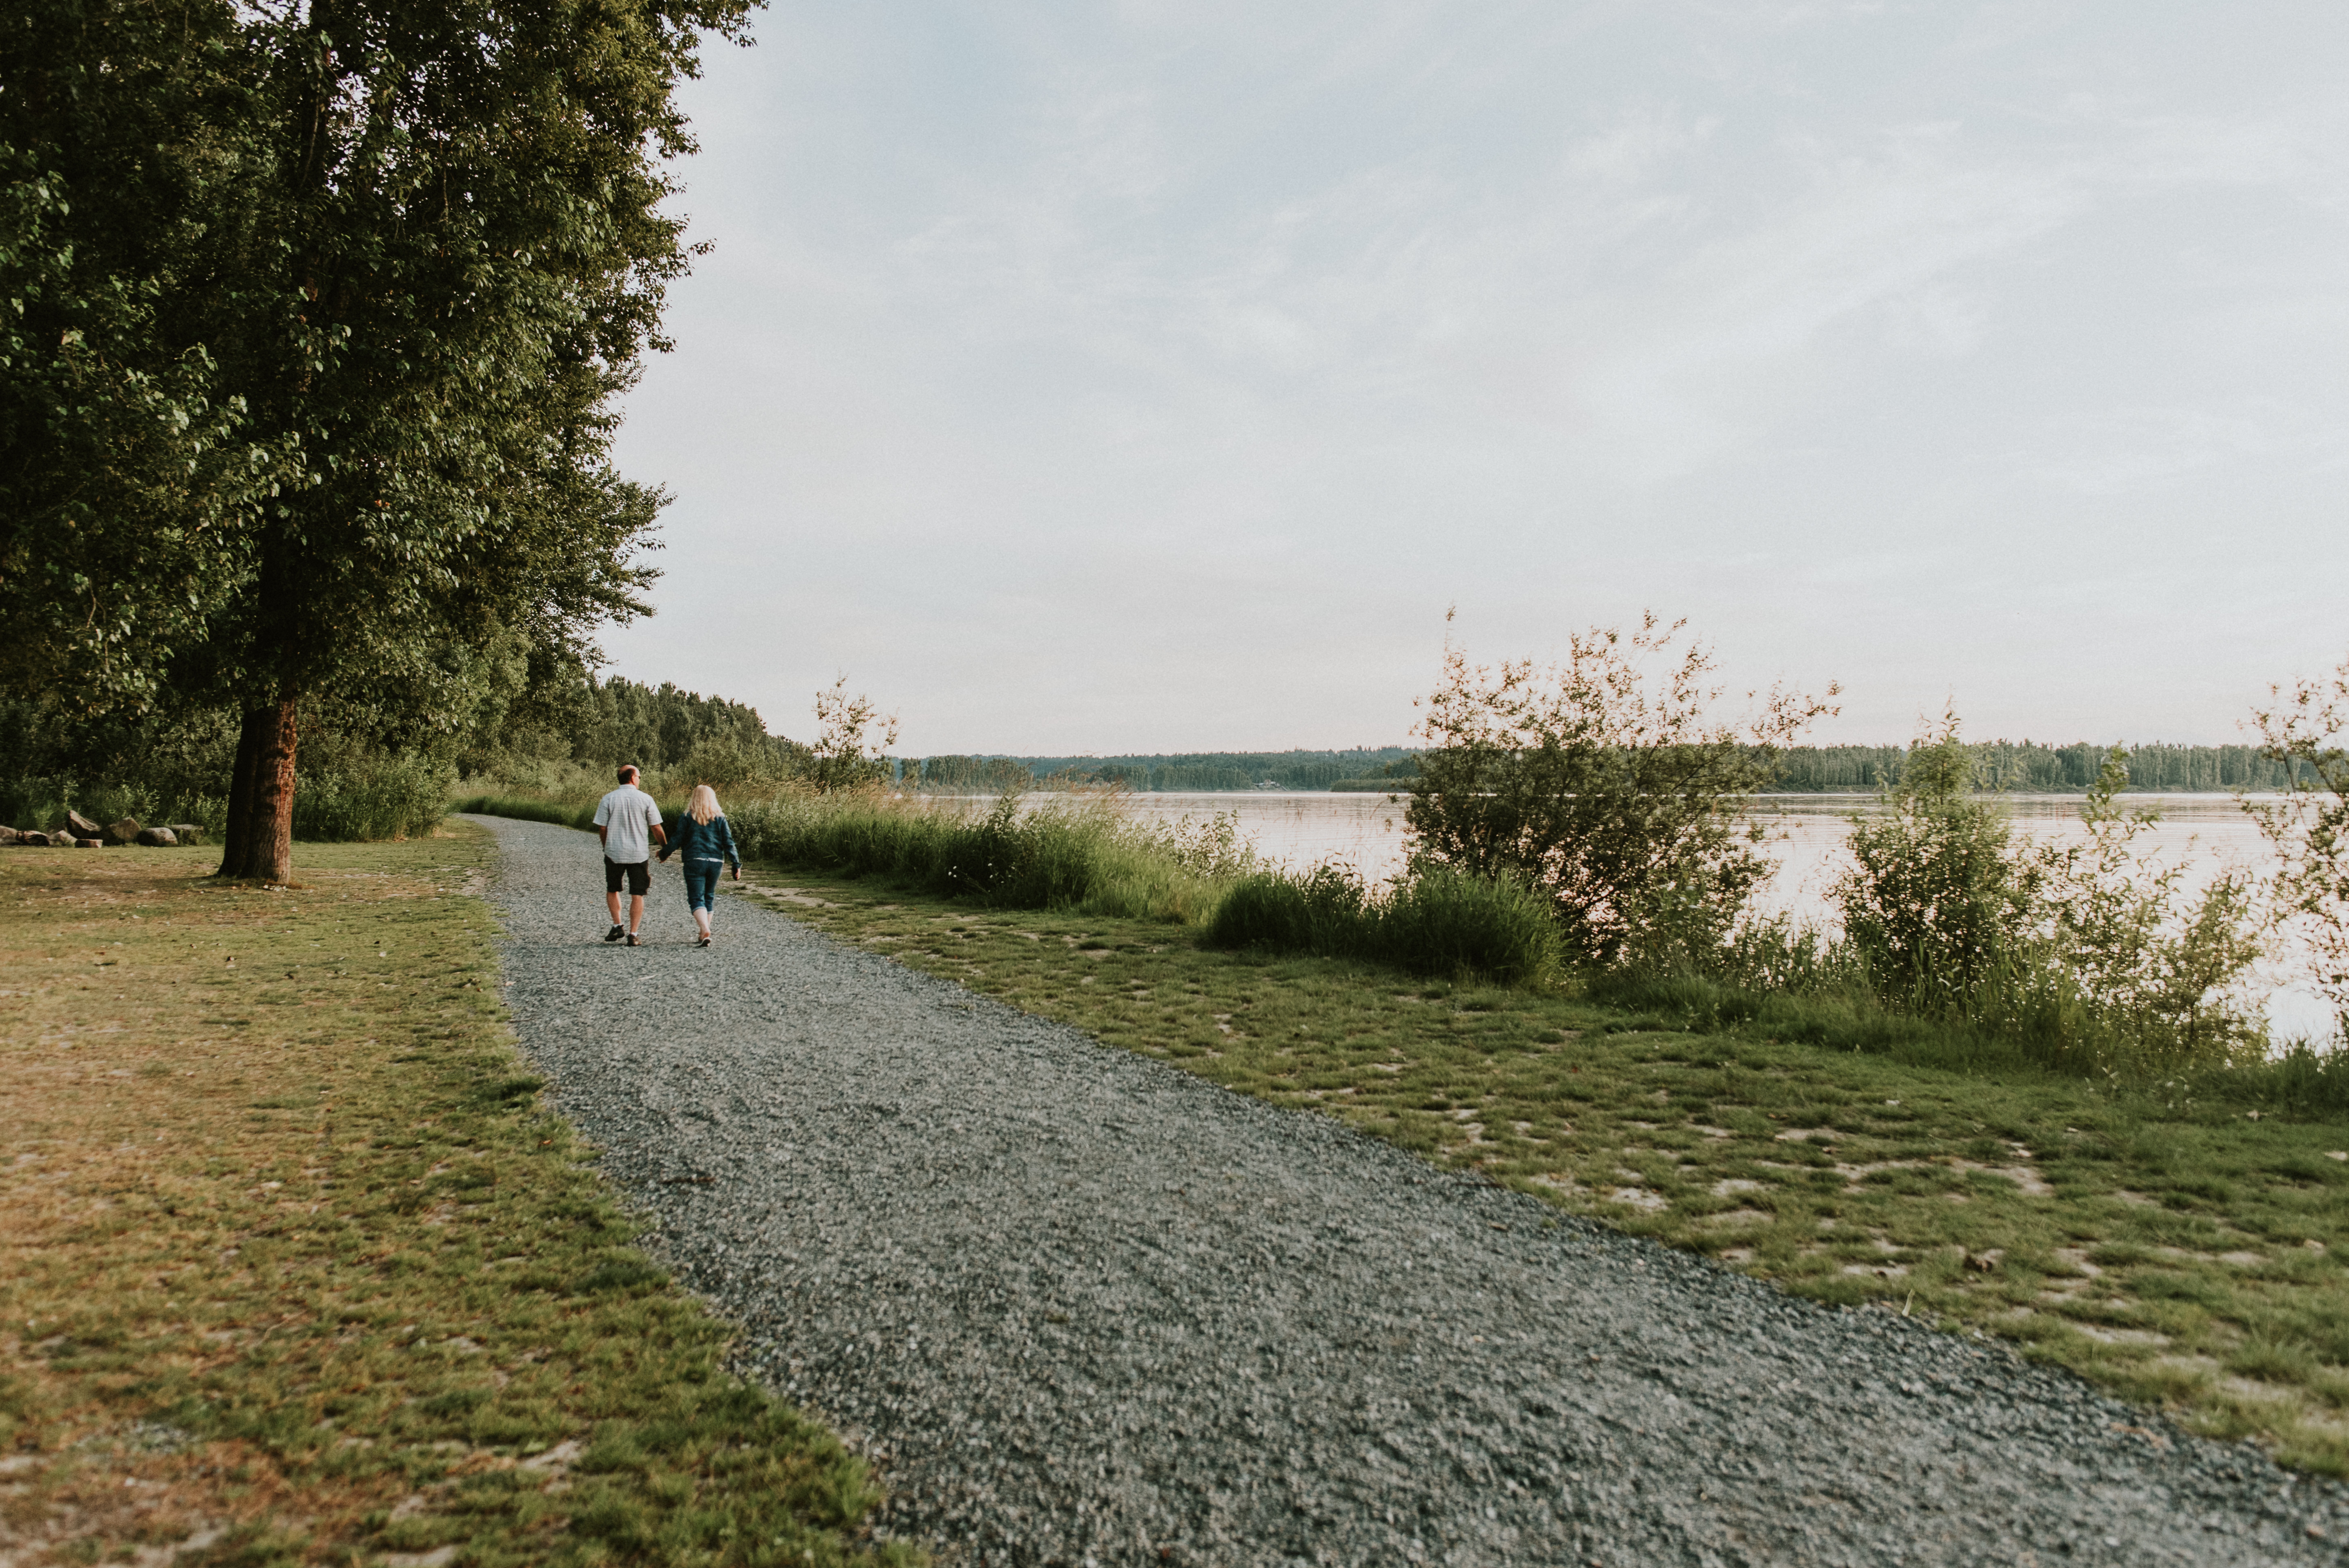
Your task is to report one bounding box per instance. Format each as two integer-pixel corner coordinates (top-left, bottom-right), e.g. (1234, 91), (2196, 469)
(1095, 790), (2332, 1043)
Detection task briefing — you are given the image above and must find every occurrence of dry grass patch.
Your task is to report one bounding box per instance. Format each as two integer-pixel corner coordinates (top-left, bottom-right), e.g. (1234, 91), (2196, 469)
(0, 832), (916, 1568)
(738, 866), (2349, 1479)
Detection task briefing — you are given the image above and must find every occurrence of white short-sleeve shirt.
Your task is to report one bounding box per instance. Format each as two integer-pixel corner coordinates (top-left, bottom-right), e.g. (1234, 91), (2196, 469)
(593, 785), (663, 864)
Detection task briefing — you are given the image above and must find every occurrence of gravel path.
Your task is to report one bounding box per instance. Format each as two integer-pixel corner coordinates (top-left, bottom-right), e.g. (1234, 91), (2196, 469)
(476, 816), (2349, 1567)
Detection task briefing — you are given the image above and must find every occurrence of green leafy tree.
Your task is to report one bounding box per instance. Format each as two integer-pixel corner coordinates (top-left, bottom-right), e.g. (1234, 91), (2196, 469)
(5, 0), (749, 878)
(0, 0), (293, 710)
(1406, 611), (1837, 967)
(169, 0), (756, 882)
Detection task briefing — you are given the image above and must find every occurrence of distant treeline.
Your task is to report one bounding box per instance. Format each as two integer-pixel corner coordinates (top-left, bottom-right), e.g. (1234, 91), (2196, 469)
(903, 748), (1415, 793)
(555, 678), (809, 780)
(896, 741), (2307, 795)
(1764, 742), (2306, 794)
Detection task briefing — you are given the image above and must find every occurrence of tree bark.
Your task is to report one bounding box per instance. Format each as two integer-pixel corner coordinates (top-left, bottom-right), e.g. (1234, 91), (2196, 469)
(247, 695), (299, 884)
(217, 705), (269, 877)
(219, 697), (298, 882)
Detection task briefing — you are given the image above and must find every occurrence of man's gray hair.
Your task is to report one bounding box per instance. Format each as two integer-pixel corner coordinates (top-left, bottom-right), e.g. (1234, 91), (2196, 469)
(617, 764), (639, 784)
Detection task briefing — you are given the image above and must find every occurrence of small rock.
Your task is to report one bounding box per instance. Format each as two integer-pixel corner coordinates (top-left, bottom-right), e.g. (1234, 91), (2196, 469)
(166, 823), (207, 845)
(73, 837), (102, 849)
(134, 826), (178, 847)
(0, 826), (17, 845)
(104, 816), (142, 846)
(17, 830), (51, 847)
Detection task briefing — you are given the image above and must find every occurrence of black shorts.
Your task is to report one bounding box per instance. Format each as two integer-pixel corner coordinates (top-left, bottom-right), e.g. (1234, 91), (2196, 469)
(604, 858), (651, 897)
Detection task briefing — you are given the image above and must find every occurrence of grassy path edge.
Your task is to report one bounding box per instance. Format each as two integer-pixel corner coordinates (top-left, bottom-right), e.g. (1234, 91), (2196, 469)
(1, 829), (921, 1568)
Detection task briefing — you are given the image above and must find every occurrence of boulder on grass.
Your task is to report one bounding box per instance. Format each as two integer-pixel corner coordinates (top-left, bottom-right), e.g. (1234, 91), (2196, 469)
(72, 837), (101, 848)
(135, 826), (178, 847)
(0, 826), (18, 845)
(166, 824), (206, 845)
(58, 809), (101, 839)
(103, 816), (142, 846)
(18, 830), (50, 847)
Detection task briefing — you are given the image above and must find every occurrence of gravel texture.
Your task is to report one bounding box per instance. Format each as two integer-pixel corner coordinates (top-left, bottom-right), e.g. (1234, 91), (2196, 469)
(476, 816), (2349, 1567)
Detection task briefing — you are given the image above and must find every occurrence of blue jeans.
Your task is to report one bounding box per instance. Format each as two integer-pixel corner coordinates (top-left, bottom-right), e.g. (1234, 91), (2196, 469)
(683, 860), (724, 912)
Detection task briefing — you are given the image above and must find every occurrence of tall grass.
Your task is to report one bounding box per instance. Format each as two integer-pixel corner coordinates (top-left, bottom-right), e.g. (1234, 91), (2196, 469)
(454, 785), (1247, 921)
(1207, 863), (1562, 987)
(725, 790), (1245, 923)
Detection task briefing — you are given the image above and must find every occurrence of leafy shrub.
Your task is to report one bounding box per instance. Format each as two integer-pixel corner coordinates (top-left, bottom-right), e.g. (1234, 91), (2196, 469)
(1405, 611), (1834, 966)
(2027, 751), (2266, 1063)
(294, 753), (454, 841)
(1829, 723), (2265, 1072)
(1837, 720), (2043, 1014)
(804, 678), (899, 794)
(2248, 657), (2349, 1041)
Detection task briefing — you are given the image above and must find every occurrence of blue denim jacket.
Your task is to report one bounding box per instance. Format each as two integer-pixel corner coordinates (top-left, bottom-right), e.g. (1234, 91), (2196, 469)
(660, 813), (739, 870)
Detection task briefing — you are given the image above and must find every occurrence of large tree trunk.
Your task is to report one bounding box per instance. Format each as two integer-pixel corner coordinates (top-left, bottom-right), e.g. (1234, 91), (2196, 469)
(217, 705), (269, 877)
(219, 696), (299, 882)
(247, 696), (299, 884)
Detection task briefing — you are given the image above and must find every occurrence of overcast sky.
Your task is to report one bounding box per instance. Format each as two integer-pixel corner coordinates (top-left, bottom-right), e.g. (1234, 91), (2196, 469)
(603, 1), (2349, 756)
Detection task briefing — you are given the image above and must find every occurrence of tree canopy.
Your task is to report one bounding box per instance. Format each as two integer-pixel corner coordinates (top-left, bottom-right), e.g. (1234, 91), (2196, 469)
(2, 0), (761, 878)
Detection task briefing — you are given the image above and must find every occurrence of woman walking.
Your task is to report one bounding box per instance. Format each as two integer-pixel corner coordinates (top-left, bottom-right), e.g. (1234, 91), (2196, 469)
(658, 785), (741, 947)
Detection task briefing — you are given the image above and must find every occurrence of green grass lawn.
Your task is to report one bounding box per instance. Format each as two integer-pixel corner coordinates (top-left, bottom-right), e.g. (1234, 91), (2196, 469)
(0, 828), (916, 1568)
(735, 865), (2349, 1479)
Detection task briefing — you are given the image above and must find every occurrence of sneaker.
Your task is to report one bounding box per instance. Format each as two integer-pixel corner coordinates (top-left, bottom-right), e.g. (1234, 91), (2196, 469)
(626, 932), (641, 946)
(695, 935), (711, 948)
(604, 923), (625, 943)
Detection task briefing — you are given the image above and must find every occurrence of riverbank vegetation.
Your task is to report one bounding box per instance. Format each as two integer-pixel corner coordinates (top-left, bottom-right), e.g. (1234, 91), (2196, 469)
(0, 828), (912, 1566)
(1581, 731), (2278, 1082)
(447, 617), (2349, 1079)
(724, 791), (1254, 924)
(2250, 665), (2349, 1052)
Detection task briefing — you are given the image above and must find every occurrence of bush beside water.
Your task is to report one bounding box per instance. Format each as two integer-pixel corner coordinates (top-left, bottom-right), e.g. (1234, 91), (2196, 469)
(1208, 864), (1562, 986)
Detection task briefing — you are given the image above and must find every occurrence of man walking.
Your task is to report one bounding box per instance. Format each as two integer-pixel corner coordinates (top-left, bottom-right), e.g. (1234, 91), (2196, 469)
(594, 765), (667, 945)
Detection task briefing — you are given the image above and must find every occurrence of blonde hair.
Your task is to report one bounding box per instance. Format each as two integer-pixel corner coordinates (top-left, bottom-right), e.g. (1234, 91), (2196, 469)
(688, 784), (721, 824)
